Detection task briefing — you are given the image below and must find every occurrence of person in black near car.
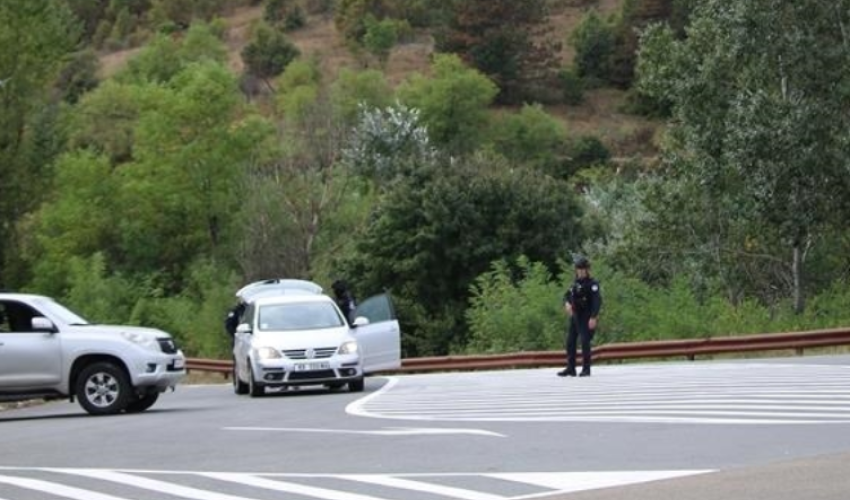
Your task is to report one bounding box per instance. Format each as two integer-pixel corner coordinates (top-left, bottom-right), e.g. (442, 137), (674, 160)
(332, 279), (357, 325)
(558, 256), (602, 377)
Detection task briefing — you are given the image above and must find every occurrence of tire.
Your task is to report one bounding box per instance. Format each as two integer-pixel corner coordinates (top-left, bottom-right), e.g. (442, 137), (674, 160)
(348, 378), (365, 393)
(233, 359), (248, 395)
(125, 392), (159, 413)
(248, 362), (264, 398)
(75, 362), (132, 415)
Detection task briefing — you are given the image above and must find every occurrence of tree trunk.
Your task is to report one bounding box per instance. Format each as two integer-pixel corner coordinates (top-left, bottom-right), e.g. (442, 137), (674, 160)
(792, 243), (805, 314)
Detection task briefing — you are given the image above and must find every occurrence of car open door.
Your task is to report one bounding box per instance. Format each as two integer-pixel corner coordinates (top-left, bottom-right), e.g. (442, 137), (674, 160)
(352, 293), (401, 373)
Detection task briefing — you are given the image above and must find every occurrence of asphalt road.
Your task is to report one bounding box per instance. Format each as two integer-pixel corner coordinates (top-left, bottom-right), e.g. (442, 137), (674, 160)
(2, 355), (850, 499)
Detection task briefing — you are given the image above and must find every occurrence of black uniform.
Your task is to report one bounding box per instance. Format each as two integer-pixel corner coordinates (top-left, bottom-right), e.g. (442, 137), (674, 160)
(224, 302), (246, 337)
(332, 280), (357, 325)
(563, 275), (602, 376)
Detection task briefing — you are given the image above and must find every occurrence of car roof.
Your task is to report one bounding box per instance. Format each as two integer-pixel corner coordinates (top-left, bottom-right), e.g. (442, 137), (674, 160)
(0, 293), (52, 301)
(236, 279), (324, 302)
(252, 293), (335, 307)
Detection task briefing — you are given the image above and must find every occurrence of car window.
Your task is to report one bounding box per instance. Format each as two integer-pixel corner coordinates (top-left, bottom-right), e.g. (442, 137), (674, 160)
(354, 293), (396, 324)
(0, 300), (44, 333)
(258, 302), (345, 331)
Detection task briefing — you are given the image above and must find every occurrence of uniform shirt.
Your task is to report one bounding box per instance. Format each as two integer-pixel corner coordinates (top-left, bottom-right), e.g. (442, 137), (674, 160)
(564, 277), (602, 318)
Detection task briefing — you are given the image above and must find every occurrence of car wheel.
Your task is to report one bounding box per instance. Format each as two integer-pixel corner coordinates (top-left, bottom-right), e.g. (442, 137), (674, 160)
(248, 362), (264, 398)
(348, 378), (365, 392)
(75, 362), (132, 415)
(125, 392), (159, 413)
(233, 358), (248, 395)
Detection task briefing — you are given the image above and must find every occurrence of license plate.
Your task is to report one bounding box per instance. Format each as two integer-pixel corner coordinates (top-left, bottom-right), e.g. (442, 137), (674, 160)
(171, 358), (185, 370)
(294, 362), (330, 371)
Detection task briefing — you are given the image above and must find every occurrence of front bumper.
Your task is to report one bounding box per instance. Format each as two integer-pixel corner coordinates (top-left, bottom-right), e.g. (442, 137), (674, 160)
(251, 354), (362, 387)
(132, 350), (187, 390)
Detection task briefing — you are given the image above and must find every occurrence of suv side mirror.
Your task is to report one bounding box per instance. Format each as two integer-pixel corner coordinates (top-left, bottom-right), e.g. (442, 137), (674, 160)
(235, 323), (252, 334)
(31, 316), (56, 333)
(351, 316), (370, 327)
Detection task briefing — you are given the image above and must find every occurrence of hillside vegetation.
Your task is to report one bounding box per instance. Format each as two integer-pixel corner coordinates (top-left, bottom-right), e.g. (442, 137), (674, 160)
(2, 0), (849, 359)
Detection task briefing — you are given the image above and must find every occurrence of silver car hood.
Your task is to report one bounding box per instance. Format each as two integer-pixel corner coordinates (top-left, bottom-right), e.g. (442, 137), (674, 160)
(66, 324), (172, 338)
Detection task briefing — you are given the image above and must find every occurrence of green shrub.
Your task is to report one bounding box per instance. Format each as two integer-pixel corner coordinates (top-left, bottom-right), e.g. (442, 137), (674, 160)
(241, 23), (300, 79)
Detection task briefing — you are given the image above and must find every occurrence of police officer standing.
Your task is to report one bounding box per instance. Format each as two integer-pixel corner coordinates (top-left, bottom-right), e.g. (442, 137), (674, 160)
(558, 256), (602, 377)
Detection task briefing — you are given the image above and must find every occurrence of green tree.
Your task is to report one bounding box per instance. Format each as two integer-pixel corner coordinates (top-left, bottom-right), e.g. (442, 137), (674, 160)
(637, 0), (850, 313)
(329, 68), (393, 124)
(570, 10), (616, 84)
(396, 54), (497, 155)
(241, 22), (300, 83)
(338, 152), (585, 356)
(0, 0), (80, 287)
(488, 103), (567, 177)
(437, 0), (560, 103)
(362, 15), (398, 65)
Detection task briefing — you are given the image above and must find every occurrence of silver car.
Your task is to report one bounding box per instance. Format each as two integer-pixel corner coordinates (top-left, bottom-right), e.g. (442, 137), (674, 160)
(231, 282), (401, 397)
(0, 293), (186, 415)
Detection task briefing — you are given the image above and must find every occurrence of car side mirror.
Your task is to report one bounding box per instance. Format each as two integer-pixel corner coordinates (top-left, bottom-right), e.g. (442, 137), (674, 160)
(31, 316), (56, 333)
(235, 323), (252, 334)
(351, 316), (370, 327)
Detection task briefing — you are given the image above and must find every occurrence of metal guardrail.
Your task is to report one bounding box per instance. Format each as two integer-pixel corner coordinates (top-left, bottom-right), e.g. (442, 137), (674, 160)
(186, 327), (850, 376)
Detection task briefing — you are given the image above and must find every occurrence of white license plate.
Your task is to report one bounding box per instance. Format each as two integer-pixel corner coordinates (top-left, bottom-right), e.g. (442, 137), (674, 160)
(294, 362), (330, 371)
(171, 358), (185, 369)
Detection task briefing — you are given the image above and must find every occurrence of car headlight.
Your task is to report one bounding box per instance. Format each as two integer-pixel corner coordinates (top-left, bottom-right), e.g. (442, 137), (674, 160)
(121, 331), (160, 352)
(338, 341), (359, 355)
(256, 346), (282, 360)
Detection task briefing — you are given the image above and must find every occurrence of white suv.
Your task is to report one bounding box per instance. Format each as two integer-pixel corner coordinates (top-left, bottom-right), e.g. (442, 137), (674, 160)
(0, 293), (186, 415)
(231, 280), (401, 396)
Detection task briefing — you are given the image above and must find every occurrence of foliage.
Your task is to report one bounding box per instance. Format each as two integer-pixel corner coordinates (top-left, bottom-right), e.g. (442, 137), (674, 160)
(0, 0), (80, 288)
(241, 22), (300, 81)
(488, 104), (567, 177)
(337, 152), (585, 356)
(329, 68), (393, 124)
(637, 0), (850, 313)
(362, 15), (398, 64)
(570, 9), (616, 84)
(55, 49), (101, 104)
(334, 0), (389, 43)
(275, 59), (321, 120)
(343, 102), (436, 184)
(466, 256), (565, 354)
(437, 0), (561, 104)
(557, 67), (584, 105)
(396, 54), (498, 155)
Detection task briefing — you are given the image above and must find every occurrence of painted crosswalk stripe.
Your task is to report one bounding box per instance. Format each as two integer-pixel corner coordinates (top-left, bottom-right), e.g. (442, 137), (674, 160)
(339, 474), (506, 500)
(48, 469), (262, 500)
(202, 472), (390, 500)
(0, 474), (128, 500)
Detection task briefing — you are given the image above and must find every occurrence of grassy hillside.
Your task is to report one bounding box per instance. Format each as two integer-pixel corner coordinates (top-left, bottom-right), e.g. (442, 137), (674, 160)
(97, 0), (660, 161)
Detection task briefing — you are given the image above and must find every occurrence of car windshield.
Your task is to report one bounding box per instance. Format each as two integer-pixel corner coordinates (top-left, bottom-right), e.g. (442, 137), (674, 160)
(258, 302), (345, 331)
(31, 297), (89, 325)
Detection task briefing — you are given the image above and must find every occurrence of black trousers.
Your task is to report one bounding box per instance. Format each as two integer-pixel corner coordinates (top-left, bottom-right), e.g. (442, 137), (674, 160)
(566, 315), (593, 372)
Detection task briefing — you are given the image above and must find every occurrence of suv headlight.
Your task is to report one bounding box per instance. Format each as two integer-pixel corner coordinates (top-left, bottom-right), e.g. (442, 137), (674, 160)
(121, 331), (160, 352)
(256, 346), (282, 360)
(338, 341), (359, 355)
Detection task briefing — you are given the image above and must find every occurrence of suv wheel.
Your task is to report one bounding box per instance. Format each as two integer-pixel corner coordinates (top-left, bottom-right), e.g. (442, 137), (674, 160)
(125, 392), (159, 413)
(233, 359), (248, 395)
(248, 362), (264, 398)
(76, 362), (131, 415)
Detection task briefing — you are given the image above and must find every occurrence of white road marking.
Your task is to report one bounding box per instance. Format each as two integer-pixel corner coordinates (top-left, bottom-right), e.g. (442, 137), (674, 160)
(348, 363), (850, 424)
(47, 469), (262, 500)
(490, 471), (714, 497)
(0, 474), (128, 500)
(202, 472), (390, 500)
(339, 474), (506, 500)
(0, 467), (716, 500)
(222, 426), (505, 437)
